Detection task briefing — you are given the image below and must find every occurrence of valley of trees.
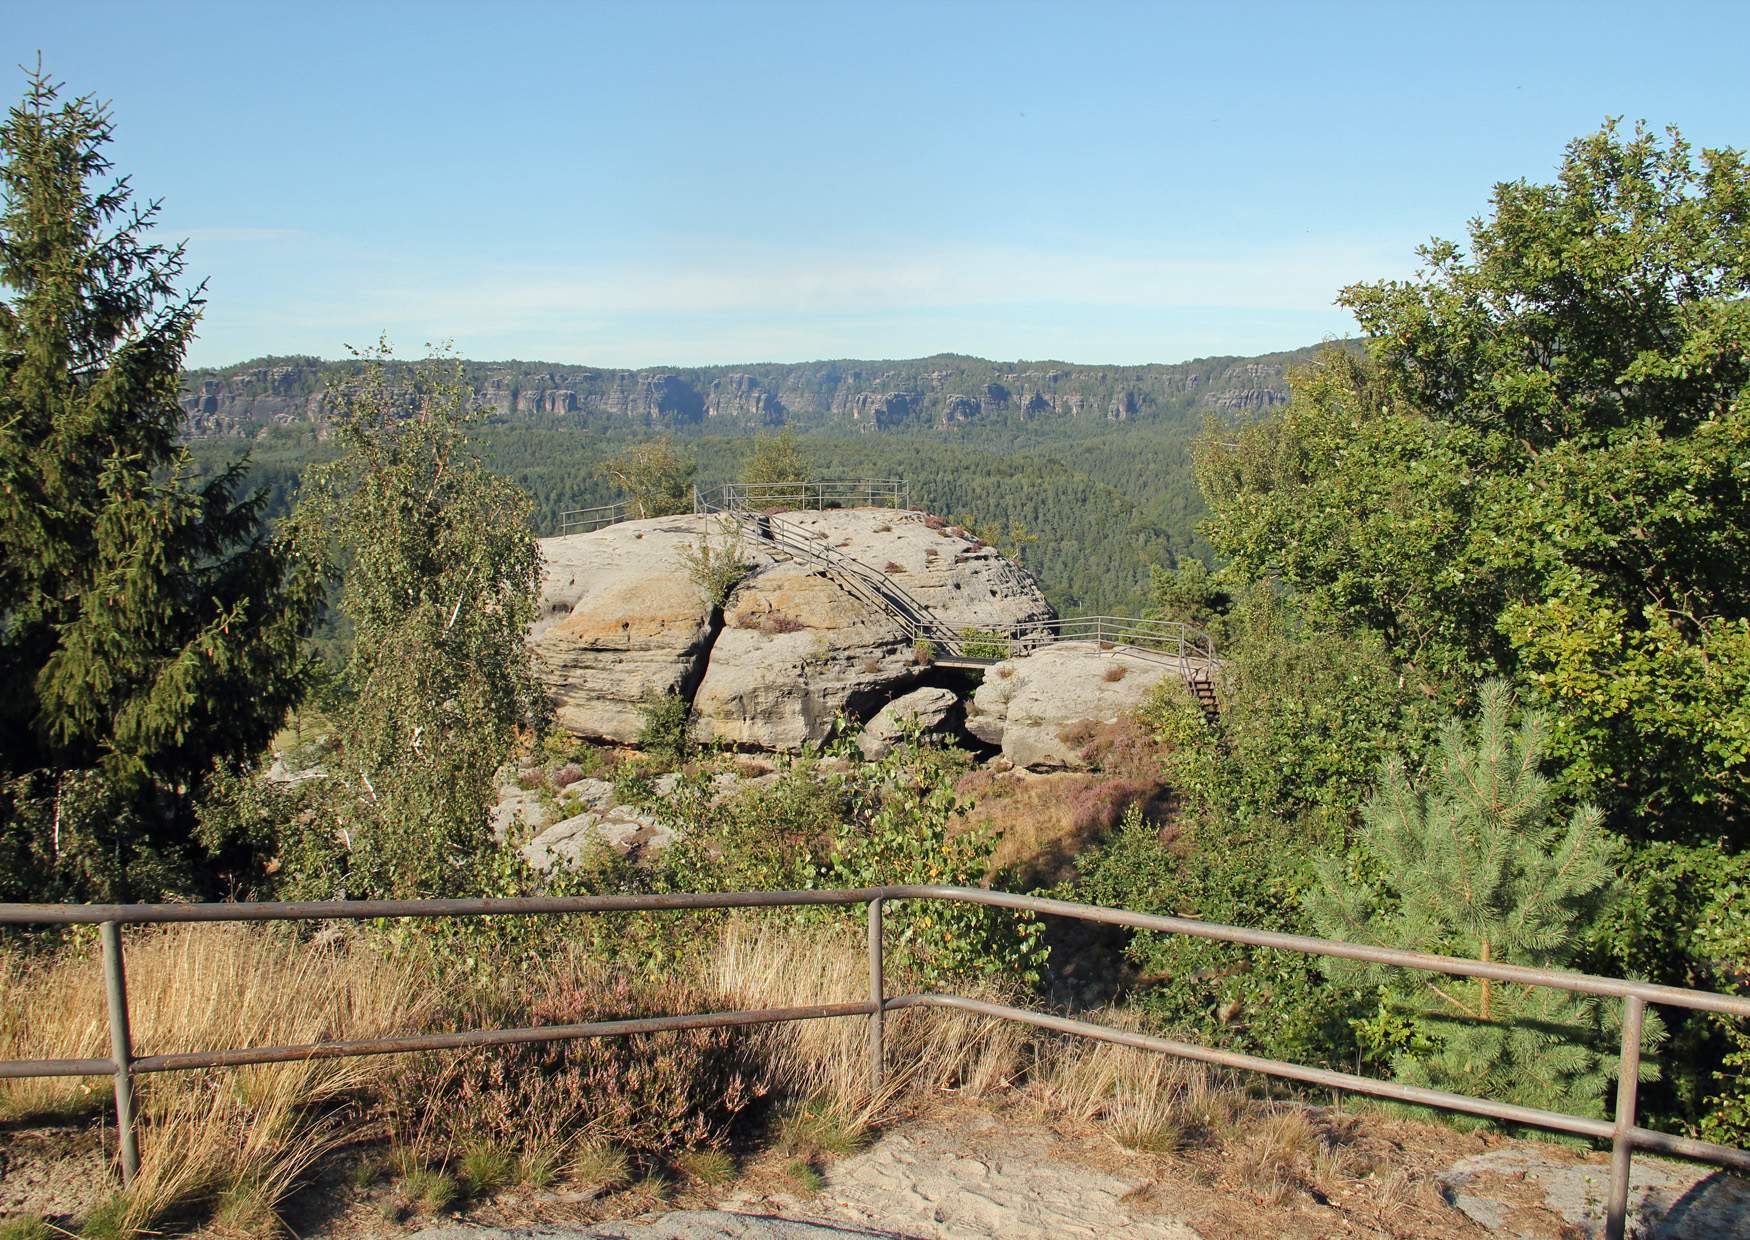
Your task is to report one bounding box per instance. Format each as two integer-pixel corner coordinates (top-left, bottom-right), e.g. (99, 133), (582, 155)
(3, 64), (1748, 1238)
(187, 401), (1216, 617)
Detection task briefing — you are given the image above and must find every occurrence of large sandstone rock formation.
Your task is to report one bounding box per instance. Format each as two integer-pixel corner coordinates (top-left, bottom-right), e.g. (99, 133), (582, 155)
(533, 508), (1053, 751)
(965, 643), (1187, 770)
(532, 516), (776, 742)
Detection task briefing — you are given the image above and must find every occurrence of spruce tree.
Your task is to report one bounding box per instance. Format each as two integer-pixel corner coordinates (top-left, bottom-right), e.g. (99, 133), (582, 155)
(1305, 681), (1659, 1122)
(0, 68), (317, 900)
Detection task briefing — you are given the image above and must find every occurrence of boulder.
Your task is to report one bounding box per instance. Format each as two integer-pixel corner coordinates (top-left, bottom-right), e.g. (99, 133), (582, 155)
(857, 686), (960, 760)
(490, 785), (556, 840)
(520, 805), (672, 869)
(532, 515), (775, 743)
(965, 643), (1183, 770)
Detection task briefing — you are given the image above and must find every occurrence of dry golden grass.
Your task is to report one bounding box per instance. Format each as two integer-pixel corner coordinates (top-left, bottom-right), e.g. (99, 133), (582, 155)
(706, 917), (1026, 1124)
(1, 923), (430, 1233)
(953, 771), (1128, 885)
(1027, 1014), (1241, 1155)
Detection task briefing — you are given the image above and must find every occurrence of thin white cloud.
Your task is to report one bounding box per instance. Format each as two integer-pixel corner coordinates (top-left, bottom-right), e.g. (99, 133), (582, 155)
(354, 241), (1405, 328)
(184, 236), (1407, 366)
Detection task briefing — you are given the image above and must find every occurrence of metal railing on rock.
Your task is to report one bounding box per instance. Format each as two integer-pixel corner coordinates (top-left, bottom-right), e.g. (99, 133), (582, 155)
(554, 501), (628, 535)
(711, 479), (911, 513)
(1, 886), (1745, 1240)
(961, 615), (1217, 667)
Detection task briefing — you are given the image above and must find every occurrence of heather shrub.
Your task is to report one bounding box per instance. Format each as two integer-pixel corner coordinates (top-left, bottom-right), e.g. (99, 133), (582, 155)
(386, 963), (767, 1160)
(759, 612), (805, 636)
(1065, 776), (1159, 833)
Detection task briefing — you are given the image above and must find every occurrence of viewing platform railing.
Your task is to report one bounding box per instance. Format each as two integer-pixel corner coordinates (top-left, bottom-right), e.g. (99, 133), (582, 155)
(554, 501), (628, 535)
(949, 615), (1217, 666)
(706, 478), (910, 513)
(2, 885), (1745, 1240)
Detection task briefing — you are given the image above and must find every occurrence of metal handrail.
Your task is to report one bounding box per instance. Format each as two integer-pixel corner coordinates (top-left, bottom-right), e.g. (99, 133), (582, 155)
(555, 502), (628, 535)
(1, 885), (1745, 1240)
(710, 479), (911, 512)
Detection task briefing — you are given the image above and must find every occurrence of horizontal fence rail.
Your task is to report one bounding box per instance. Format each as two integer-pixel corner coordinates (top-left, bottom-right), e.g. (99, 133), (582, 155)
(2, 887), (1746, 1239)
(554, 501), (628, 535)
(709, 478), (911, 513)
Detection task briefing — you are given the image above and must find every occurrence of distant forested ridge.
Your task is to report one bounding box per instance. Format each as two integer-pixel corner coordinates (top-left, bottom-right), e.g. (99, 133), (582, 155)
(183, 344), (1347, 613)
(181, 346), (1326, 438)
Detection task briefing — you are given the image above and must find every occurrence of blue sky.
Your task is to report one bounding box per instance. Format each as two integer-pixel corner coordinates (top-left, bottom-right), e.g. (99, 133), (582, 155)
(12, 1), (1749, 368)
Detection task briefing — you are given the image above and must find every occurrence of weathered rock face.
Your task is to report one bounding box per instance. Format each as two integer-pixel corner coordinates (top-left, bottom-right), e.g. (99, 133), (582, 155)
(965, 644), (1181, 770)
(181, 348), (1330, 439)
(534, 507), (1054, 751)
(532, 516), (777, 743)
(692, 563), (916, 750)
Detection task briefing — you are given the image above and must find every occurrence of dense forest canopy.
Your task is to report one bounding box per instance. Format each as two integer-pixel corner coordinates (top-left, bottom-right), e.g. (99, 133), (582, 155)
(185, 399), (1234, 615)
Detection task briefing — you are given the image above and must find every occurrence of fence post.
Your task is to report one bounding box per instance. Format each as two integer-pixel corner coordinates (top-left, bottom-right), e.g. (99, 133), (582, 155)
(101, 921), (139, 1186)
(1605, 995), (1645, 1240)
(868, 897), (885, 1094)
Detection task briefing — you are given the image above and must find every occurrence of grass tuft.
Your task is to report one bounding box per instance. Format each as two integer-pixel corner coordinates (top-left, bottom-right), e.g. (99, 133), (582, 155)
(457, 1141), (517, 1195)
(75, 1196), (132, 1240)
(0, 1218), (50, 1240)
(399, 1166), (460, 1214)
(783, 1158), (827, 1194)
(776, 1097), (869, 1159)
(211, 1178), (281, 1238)
(518, 1147), (561, 1190)
(565, 1143), (631, 1195)
(674, 1147), (736, 1186)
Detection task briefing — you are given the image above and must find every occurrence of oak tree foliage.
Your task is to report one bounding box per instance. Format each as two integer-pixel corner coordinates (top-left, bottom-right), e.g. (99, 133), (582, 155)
(1201, 122), (1750, 842)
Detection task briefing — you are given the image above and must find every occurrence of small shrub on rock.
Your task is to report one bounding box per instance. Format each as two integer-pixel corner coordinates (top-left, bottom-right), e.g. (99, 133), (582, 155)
(759, 612), (804, 636)
(637, 691), (693, 762)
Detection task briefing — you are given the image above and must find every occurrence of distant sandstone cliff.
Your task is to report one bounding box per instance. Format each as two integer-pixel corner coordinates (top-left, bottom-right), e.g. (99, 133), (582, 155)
(179, 346), (1329, 438)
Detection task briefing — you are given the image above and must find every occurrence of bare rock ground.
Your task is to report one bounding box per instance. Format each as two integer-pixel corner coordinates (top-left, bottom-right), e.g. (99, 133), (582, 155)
(401, 1107), (1750, 1240)
(411, 1112), (1204, 1240)
(1437, 1146), (1750, 1238)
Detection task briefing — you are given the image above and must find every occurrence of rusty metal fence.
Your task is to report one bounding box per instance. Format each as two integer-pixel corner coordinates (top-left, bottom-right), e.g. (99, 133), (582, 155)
(4, 885), (1748, 1240)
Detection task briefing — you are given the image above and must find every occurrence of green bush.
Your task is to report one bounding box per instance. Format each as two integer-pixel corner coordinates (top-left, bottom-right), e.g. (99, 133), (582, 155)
(1075, 804), (1355, 1064)
(653, 735), (1045, 988)
(679, 517), (751, 609)
(958, 629), (1012, 660)
(637, 691), (694, 763)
